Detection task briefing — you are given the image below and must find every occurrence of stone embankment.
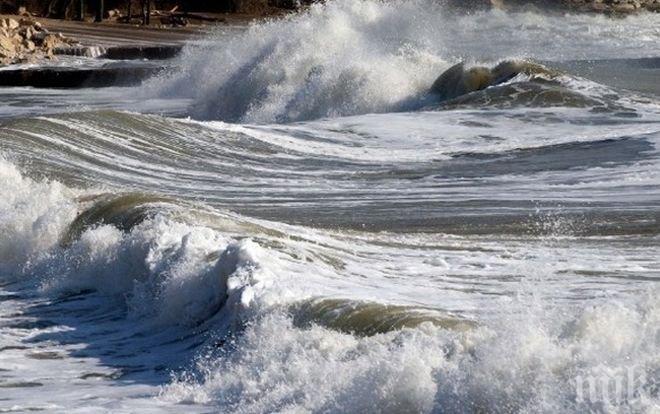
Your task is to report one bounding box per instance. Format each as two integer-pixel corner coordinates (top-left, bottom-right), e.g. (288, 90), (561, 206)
(0, 16), (77, 65)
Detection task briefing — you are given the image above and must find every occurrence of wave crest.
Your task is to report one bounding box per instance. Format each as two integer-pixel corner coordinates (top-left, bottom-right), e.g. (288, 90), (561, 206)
(150, 0), (448, 123)
(0, 158), (272, 327)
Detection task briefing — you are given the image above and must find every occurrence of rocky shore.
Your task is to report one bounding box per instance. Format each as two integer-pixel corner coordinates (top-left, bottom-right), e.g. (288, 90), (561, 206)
(0, 16), (77, 65)
(564, 0), (660, 13)
(477, 0), (660, 13)
(1, 0), (658, 68)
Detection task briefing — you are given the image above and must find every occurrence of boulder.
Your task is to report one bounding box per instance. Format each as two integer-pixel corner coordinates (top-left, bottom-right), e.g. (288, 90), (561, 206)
(430, 60), (557, 101)
(0, 18), (80, 66)
(647, 2), (660, 11)
(31, 31), (47, 46)
(1, 18), (20, 30)
(612, 3), (636, 12)
(19, 26), (35, 41)
(42, 34), (61, 50)
(0, 35), (16, 56)
(23, 39), (35, 52)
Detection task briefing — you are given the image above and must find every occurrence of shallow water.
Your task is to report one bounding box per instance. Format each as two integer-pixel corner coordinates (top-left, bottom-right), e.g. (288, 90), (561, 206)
(0, 1), (659, 412)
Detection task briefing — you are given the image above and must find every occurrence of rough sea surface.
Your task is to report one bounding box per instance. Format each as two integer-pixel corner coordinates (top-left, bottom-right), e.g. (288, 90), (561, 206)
(0, 1), (659, 412)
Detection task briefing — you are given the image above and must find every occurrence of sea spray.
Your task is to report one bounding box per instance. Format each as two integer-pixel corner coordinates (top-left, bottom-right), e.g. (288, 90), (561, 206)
(148, 0), (660, 123)
(149, 0), (450, 122)
(161, 293), (659, 413)
(0, 158), (273, 327)
(0, 2), (658, 411)
(0, 158), (77, 279)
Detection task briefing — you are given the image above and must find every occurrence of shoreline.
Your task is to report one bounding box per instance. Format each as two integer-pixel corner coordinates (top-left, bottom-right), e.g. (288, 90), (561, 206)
(0, 13), (251, 48)
(2, 1), (659, 64)
(1, 2), (658, 87)
(0, 12), (249, 69)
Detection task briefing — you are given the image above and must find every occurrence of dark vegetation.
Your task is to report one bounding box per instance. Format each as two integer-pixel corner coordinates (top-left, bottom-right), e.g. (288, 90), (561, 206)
(0, 0), (656, 23)
(0, 0), (317, 21)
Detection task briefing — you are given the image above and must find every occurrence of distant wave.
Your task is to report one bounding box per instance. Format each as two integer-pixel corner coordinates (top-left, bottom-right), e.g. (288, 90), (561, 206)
(147, 0), (660, 123)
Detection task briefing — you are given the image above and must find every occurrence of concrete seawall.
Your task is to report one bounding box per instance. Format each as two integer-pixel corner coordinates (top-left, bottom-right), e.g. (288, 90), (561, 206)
(0, 66), (165, 87)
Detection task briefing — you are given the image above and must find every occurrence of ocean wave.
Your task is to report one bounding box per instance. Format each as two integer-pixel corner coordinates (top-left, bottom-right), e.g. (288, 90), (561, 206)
(1, 2), (660, 411)
(425, 60), (638, 112)
(147, 0), (660, 123)
(148, 0), (446, 123)
(162, 294), (659, 413)
(2, 109), (659, 236)
(1, 142), (659, 412)
(0, 158), (78, 278)
(0, 158), (267, 327)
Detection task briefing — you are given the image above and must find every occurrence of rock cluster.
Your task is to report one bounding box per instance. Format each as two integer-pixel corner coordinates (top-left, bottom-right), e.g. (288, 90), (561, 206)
(0, 17), (78, 65)
(446, 0), (660, 13)
(565, 0), (660, 13)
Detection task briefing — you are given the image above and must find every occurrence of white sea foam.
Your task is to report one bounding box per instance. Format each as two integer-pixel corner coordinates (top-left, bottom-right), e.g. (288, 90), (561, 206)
(163, 293), (659, 413)
(149, 0), (660, 123)
(0, 158), (271, 327)
(1, 1), (659, 412)
(198, 105), (660, 163)
(0, 158), (78, 278)
(2, 155), (660, 413)
(149, 0), (447, 122)
(1, 119), (659, 412)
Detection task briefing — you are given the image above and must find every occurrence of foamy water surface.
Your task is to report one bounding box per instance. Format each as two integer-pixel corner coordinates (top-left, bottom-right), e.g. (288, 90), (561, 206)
(1, 1), (659, 412)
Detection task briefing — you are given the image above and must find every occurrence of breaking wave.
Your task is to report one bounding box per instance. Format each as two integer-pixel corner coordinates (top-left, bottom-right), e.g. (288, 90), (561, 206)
(1, 141), (658, 411)
(164, 296), (659, 413)
(2, 0), (660, 412)
(149, 0), (660, 123)
(150, 0), (446, 122)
